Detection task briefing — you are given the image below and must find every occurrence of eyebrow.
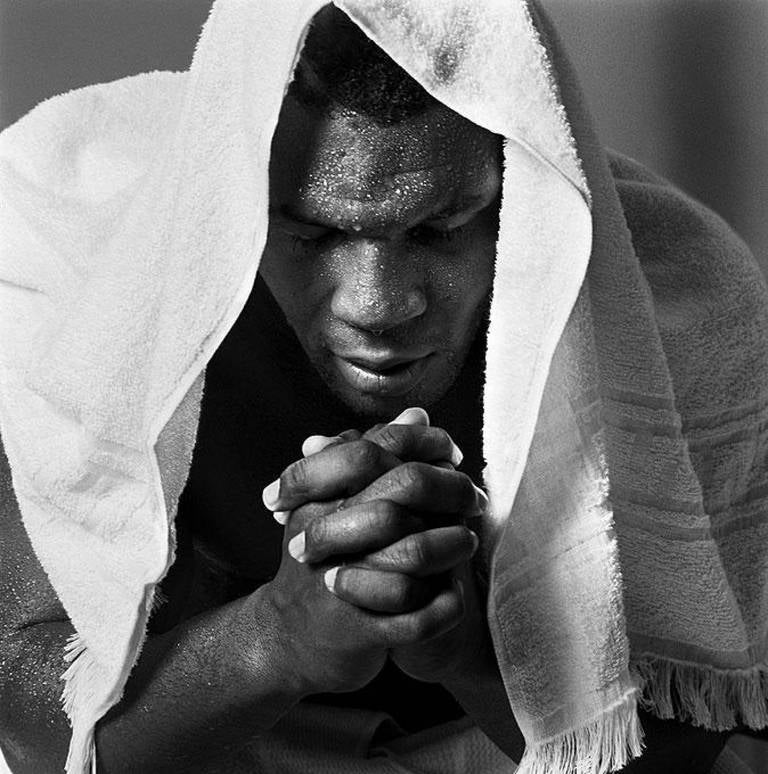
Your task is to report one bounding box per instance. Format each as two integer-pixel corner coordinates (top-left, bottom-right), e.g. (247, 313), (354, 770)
(270, 193), (488, 229)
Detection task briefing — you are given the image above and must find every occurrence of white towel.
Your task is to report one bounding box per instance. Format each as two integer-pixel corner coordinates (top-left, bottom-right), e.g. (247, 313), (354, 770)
(1, 2), (767, 773)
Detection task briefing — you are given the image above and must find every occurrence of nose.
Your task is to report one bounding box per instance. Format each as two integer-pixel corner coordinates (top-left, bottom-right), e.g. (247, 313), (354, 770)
(330, 239), (427, 334)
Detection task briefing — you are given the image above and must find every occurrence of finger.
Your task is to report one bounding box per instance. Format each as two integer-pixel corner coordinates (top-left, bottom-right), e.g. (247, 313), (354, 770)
(288, 500), (423, 564)
(281, 498), (341, 538)
(324, 566), (440, 613)
(301, 429), (362, 458)
(362, 423), (388, 440)
(377, 583), (465, 646)
(359, 526), (479, 577)
(338, 429), (364, 442)
(301, 435), (342, 457)
(363, 424), (463, 467)
(273, 509), (291, 526)
(345, 462), (488, 517)
(262, 439), (401, 512)
(389, 407), (430, 427)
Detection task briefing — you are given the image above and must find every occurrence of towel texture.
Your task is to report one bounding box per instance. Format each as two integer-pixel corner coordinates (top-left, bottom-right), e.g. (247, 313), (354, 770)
(0, 1), (766, 773)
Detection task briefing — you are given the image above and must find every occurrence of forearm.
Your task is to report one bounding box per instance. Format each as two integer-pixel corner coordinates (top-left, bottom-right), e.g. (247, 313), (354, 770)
(99, 585), (307, 773)
(0, 621), (78, 774)
(1, 587), (307, 774)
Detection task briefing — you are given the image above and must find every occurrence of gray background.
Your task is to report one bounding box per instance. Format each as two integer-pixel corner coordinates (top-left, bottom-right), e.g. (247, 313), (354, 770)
(0, 0), (766, 273)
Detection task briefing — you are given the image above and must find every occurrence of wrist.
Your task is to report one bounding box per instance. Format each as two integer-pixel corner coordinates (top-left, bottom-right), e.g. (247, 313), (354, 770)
(236, 584), (312, 704)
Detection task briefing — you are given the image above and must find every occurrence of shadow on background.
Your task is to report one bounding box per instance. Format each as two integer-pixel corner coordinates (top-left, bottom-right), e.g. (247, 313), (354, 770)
(545, 0), (768, 274)
(0, 0), (211, 123)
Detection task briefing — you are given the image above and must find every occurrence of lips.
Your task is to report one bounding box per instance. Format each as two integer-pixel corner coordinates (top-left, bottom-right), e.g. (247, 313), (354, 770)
(346, 354), (419, 371)
(332, 352), (435, 396)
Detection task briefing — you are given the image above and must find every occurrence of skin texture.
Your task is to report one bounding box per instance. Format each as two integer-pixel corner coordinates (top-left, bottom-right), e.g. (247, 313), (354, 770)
(260, 95), (502, 418)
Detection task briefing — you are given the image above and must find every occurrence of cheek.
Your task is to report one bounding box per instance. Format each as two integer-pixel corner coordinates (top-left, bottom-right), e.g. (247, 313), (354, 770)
(427, 243), (495, 322)
(258, 244), (330, 334)
(428, 204), (498, 315)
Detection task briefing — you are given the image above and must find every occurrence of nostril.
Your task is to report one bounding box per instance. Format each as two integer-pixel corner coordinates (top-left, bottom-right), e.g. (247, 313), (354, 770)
(331, 286), (427, 333)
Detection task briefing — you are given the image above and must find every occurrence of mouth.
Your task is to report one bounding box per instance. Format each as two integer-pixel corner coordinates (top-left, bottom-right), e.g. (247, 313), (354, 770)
(333, 353), (435, 397)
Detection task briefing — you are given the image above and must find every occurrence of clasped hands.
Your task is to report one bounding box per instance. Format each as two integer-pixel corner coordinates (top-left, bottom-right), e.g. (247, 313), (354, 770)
(259, 407), (489, 697)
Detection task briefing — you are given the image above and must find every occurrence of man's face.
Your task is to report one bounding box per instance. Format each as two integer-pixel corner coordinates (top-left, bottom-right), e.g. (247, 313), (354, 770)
(259, 97), (501, 418)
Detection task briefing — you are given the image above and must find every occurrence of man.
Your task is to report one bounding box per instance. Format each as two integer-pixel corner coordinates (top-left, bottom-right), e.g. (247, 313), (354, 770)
(0, 3), (765, 773)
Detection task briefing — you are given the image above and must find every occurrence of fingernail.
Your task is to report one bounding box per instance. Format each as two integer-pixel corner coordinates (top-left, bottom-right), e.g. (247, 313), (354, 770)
(288, 531), (308, 562)
(388, 407), (430, 426)
(324, 566), (339, 593)
(450, 442), (464, 467)
(469, 530), (480, 555)
(473, 484), (489, 514)
(453, 577), (465, 598)
(301, 434), (344, 457)
(262, 479), (280, 509)
(273, 510), (290, 526)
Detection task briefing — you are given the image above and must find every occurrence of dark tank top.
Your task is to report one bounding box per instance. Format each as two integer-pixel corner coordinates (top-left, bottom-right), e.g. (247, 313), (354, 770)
(150, 275), (487, 733)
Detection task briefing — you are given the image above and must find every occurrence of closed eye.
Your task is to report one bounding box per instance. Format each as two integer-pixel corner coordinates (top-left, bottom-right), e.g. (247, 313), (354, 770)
(286, 226), (340, 249)
(408, 223), (466, 245)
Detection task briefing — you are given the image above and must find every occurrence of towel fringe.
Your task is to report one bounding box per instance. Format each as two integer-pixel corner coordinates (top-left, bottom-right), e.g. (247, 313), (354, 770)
(61, 633), (99, 774)
(632, 655), (768, 731)
(515, 693), (643, 774)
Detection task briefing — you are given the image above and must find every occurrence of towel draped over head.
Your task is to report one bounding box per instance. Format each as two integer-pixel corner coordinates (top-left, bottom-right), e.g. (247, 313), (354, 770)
(1, 1), (767, 772)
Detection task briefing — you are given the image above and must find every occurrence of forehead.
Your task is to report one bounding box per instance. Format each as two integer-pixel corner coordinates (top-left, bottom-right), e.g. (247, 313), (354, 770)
(269, 98), (501, 227)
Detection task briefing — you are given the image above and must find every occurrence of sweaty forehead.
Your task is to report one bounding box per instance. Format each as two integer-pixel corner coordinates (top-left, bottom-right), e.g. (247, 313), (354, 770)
(269, 97), (502, 228)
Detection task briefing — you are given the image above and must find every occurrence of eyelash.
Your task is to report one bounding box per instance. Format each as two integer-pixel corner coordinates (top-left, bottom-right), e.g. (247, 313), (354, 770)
(288, 225), (465, 250)
(410, 224), (466, 244)
(290, 232), (335, 250)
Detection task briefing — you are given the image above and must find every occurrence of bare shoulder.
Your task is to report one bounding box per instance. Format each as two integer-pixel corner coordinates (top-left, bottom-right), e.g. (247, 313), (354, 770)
(0, 432), (67, 634)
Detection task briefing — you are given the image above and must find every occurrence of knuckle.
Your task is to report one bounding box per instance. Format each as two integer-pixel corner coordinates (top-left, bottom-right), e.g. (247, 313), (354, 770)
(390, 576), (416, 610)
(398, 461), (430, 495)
(372, 498), (401, 527)
(405, 612), (433, 642)
(372, 423), (404, 453)
(305, 516), (329, 550)
(347, 439), (382, 471)
(432, 426), (453, 451)
(401, 535), (429, 568)
(281, 456), (310, 494)
(287, 501), (314, 532)
(363, 423), (388, 440)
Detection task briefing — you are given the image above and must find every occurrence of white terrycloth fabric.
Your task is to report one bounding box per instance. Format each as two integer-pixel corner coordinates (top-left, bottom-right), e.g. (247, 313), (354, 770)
(1, 1), (767, 773)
